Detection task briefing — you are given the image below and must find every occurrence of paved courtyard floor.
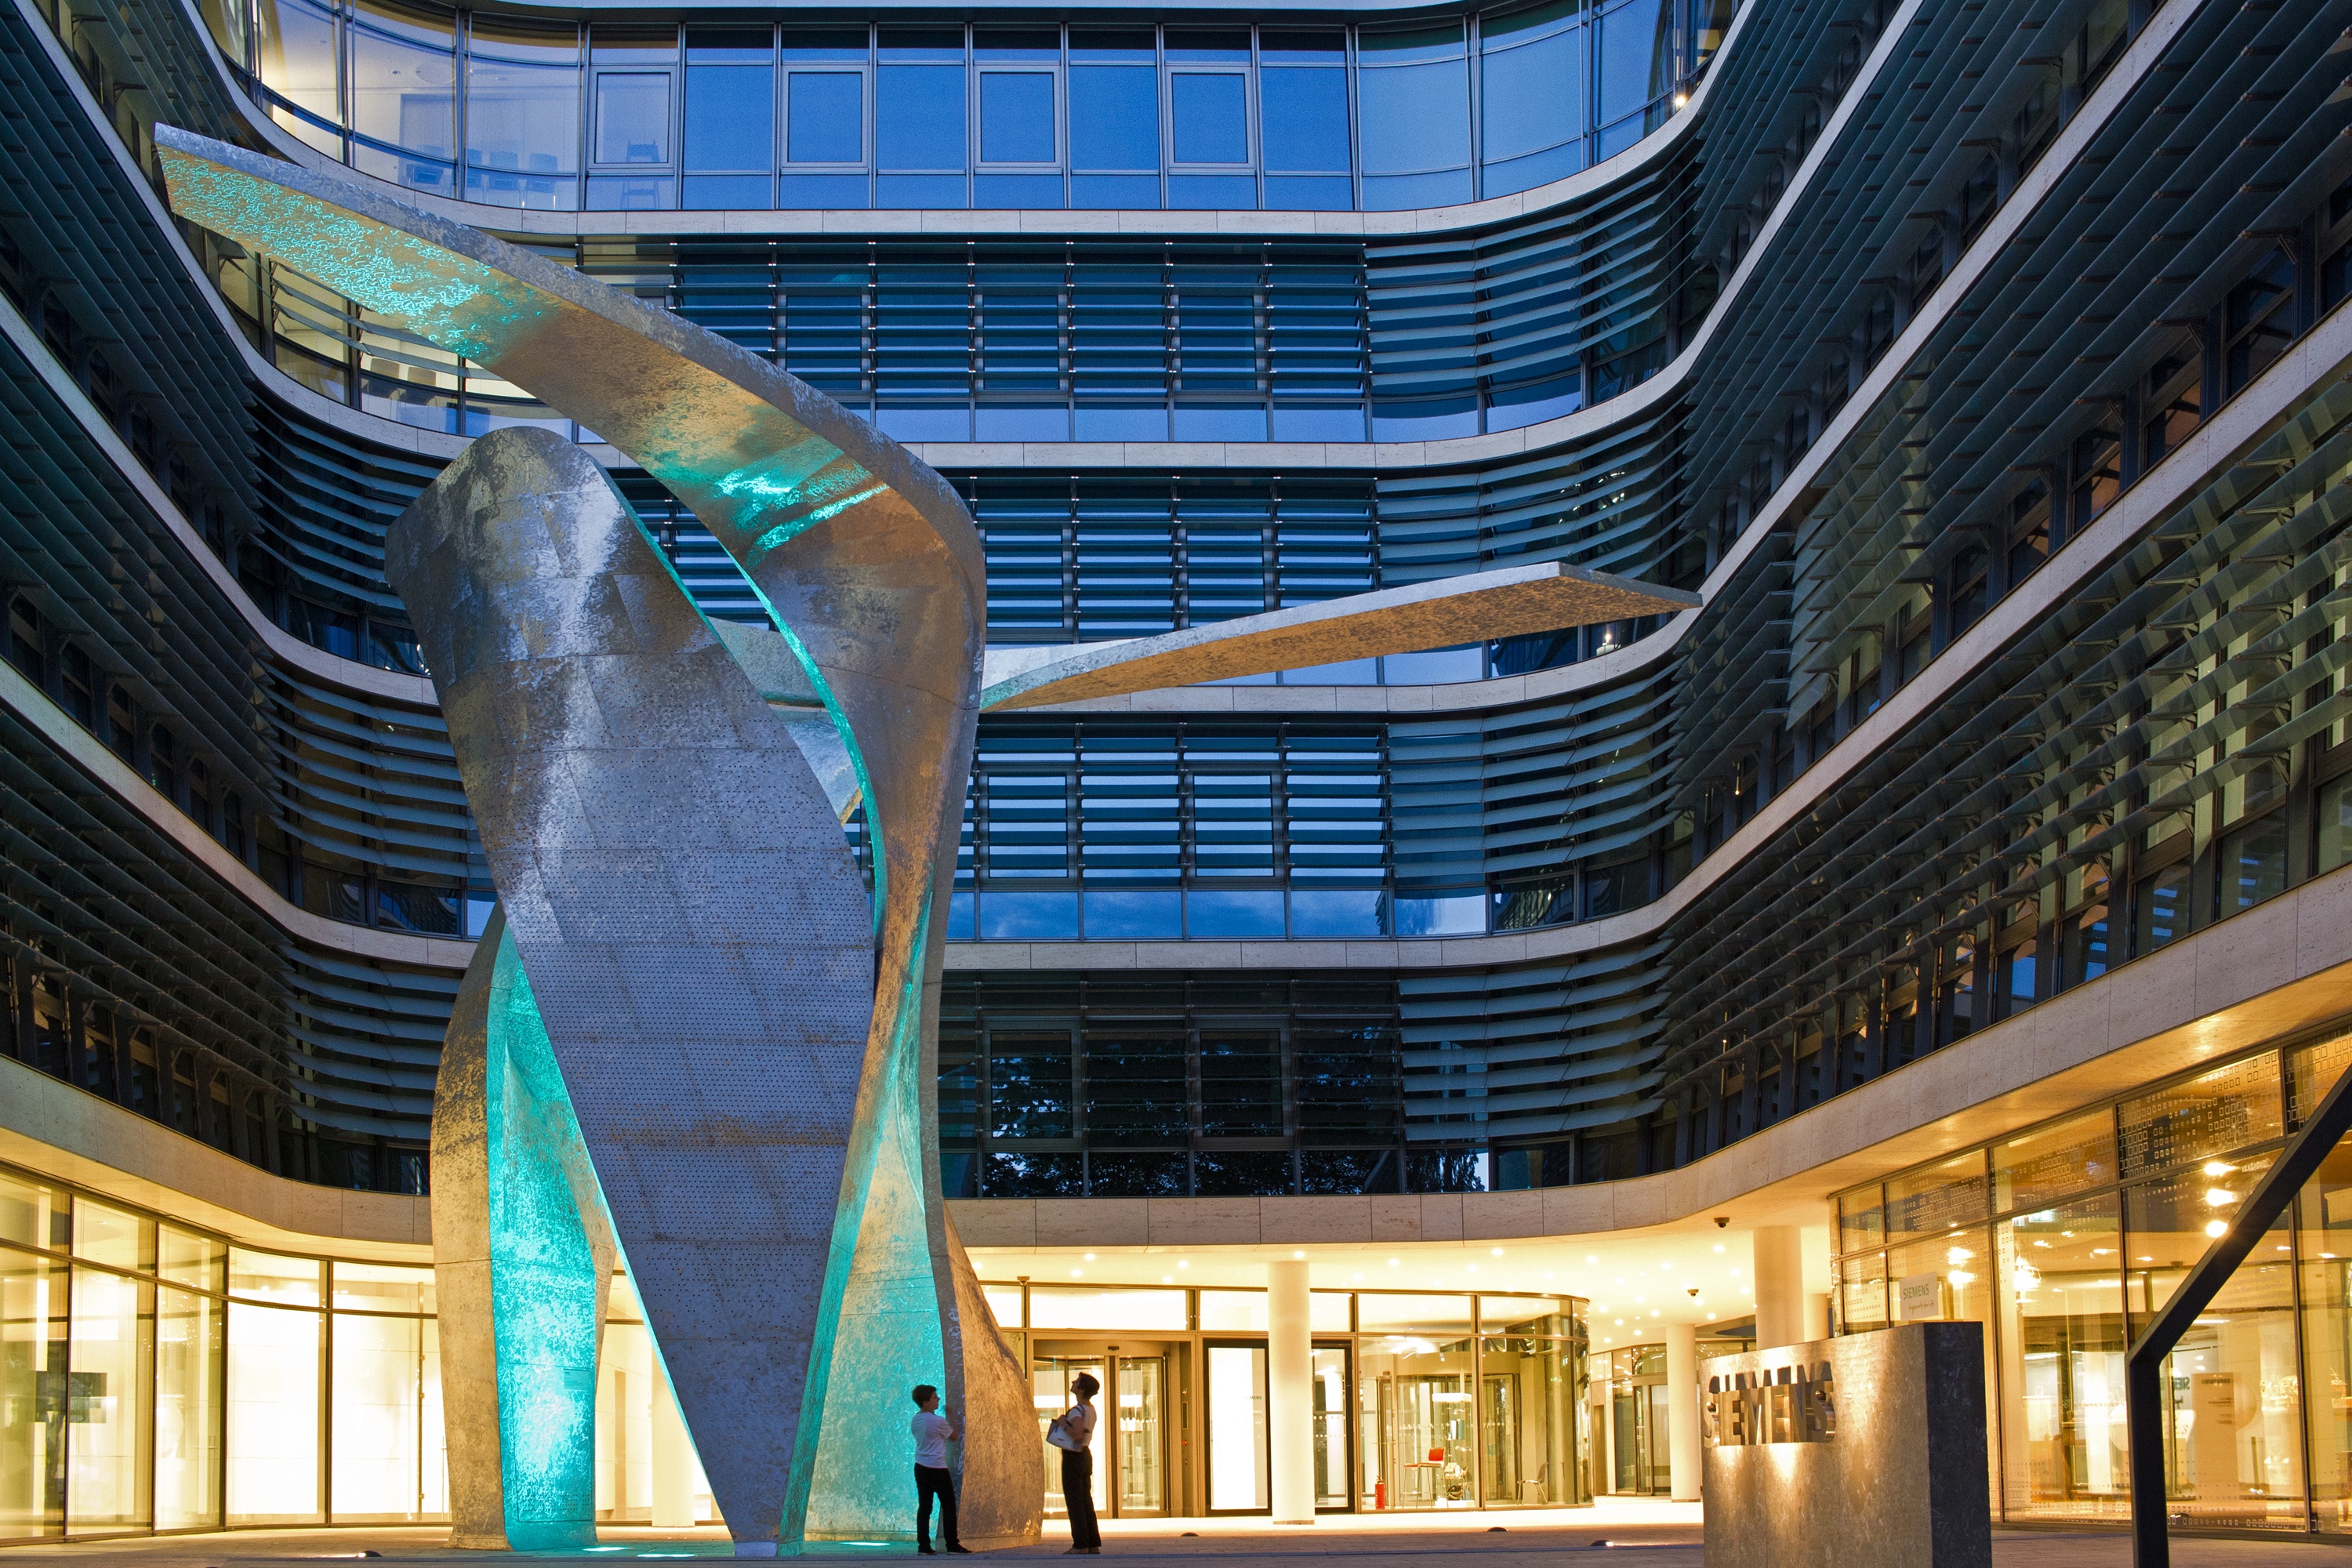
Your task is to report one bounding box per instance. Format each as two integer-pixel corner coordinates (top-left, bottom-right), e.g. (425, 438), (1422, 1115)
(0, 1500), (2341, 1564)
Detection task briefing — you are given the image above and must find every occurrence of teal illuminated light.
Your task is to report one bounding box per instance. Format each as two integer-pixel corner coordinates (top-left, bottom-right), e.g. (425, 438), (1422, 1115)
(485, 926), (612, 1552)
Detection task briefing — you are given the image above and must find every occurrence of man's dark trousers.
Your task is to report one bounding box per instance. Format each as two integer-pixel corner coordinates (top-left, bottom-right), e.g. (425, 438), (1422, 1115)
(916, 1464), (960, 1552)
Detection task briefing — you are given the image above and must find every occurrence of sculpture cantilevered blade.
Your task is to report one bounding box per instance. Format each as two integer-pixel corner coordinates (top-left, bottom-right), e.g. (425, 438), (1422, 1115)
(153, 125), (1701, 1553)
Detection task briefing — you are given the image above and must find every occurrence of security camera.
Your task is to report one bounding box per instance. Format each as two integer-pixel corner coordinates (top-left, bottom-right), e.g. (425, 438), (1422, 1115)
(1687, 1288), (1700, 1298)
(1713, 1216), (1730, 1229)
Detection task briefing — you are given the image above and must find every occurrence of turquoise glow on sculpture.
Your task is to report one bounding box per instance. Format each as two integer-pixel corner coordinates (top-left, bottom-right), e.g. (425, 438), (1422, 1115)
(484, 927), (609, 1552)
(158, 148), (548, 361)
(802, 890), (949, 1539)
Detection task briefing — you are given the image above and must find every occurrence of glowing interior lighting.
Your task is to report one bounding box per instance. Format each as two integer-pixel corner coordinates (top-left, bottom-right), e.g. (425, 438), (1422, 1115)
(1085, 1253), (1098, 1261)
(2204, 1188), (2238, 1207)
(2205, 1220), (2229, 1238)
(2203, 1160), (2234, 1176)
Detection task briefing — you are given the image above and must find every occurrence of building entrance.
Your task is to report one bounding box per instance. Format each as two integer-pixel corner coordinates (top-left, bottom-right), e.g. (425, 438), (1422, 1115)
(1032, 1345), (1174, 1519)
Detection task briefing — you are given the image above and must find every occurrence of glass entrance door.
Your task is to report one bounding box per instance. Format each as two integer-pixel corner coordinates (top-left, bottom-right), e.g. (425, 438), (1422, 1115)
(1035, 1349), (1170, 1519)
(1034, 1356), (1105, 1521)
(1311, 1345), (1351, 1511)
(1112, 1355), (1167, 1517)
(1204, 1341), (1269, 1512)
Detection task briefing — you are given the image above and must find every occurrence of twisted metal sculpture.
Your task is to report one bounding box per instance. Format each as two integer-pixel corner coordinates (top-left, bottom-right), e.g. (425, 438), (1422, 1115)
(155, 124), (1693, 1554)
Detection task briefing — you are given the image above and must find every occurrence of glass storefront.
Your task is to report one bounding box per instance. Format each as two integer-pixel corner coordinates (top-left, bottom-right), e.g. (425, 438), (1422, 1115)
(1838, 1025), (2352, 1534)
(989, 1283), (1592, 1515)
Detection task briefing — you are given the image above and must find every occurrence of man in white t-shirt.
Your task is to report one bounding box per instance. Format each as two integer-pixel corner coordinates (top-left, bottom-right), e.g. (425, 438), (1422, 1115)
(910, 1385), (971, 1554)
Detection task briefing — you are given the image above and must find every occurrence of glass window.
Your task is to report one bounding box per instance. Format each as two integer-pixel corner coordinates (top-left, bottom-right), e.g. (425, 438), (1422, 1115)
(1356, 1294), (1475, 1333)
(0, 1248), (67, 1537)
(2132, 855), (2191, 956)
(983, 1284), (1024, 1327)
(330, 1312), (440, 1521)
(1171, 74), (1247, 165)
(2299, 1127), (2352, 1530)
(1260, 53), (1348, 176)
(67, 1265), (153, 1529)
(225, 1300), (321, 1523)
(0, 1171), (65, 1252)
(1069, 63), (1157, 172)
(71, 1200), (151, 1272)
(980, 72), (1054, 164)
(1839, 1250), (1887, 1331)
(332, 1261), (435, 1316)
(1595, 0), (1669, 127)
(1357, 27), (1469, 201)
(254, 0), (340, 127)
(347, 0), (454, 179)
(593, 72), (670, 164)
(228, 1249), (321, 1306)
(1994, 1196), (2125, 1519)
(158, 1227), (223, 1294)
(464, 16), (581, 210)
(1200, 1290), (1267, 1331)
(2118, 1054), (2282, 1179)
(787, 73), (862, 164)
(2317, 772), (2352, 876)
(1482, 4), (1585, 167)
(2217, 812), (2289, 917)
(1993, 1109), (2119, 1214)
(684, 42), (774, 176)
(1026, 1287), (1186, 1330)
(1885, 1152), (1988, 1241)
(2292, 1031), (2352, 1127)
(2127, 1162), (2304, 1528)
(877, 63), (967, 170)
(1835, 1183), (1883, 1254)
(1355, 1331), (1474, 1508)
(1207, 1342), (1269, 1511)
(155, 1284), (223, 1529)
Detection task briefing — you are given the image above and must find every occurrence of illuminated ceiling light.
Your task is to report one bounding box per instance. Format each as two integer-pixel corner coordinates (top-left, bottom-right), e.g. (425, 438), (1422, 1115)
(1084, 1253), (1098, 1261)
(2203, 1188), (2238, 1207)
(1070, 1269), (1083, 1278)
(2203, 1160), (2234, 1177)
(2205, 1220), (2229, 1238)
(1293, 1250), (1306, 1260)
(1388, 1258), (1401, 1267)
(1492, 1247), (1504, 1257)
(1712, 1244), (1725, 1254)
(1162, 1276), (1174, 1284)
(1586, 1254), (1599, 1264)
(1178, 1259), (1190, 1269)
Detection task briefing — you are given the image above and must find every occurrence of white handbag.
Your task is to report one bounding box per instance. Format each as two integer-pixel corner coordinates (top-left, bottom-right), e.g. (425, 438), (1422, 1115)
(1046, 1412), (1083, 1453)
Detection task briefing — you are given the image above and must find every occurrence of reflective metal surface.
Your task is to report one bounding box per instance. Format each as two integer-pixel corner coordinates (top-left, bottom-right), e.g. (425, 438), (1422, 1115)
(151, 125), (1032, 1553)
(430, 906), (617, 1551)
(388, 430), (882, 1552)
(979, 561), (1698, 711)
(1701, 1324), (1990, 1568)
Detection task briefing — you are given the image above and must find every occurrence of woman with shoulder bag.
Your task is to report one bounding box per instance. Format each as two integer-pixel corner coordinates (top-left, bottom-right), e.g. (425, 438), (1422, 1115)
(1047, 1373), (1102, 1555)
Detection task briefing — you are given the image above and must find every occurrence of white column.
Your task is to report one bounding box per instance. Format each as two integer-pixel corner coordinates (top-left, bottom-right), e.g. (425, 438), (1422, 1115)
(652, 1361), (699, 1529)
(1664, 1321), (1701, 1503)
(1267, 1258), (1314, 1523)
(1751, 1225), (1807, 1349)
(1804, 1290), (1831, 1341)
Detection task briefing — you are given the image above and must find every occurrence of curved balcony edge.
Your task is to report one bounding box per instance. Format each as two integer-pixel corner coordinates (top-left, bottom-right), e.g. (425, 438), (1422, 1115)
(0, 651), (477, 973)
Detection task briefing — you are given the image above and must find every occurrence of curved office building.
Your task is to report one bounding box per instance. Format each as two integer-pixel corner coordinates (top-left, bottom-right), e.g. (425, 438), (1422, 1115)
(5, 0), (2352, 1537)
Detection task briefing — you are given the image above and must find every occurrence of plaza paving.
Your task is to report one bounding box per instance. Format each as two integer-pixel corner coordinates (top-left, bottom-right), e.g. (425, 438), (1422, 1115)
(0, 1500), (2345, 1564)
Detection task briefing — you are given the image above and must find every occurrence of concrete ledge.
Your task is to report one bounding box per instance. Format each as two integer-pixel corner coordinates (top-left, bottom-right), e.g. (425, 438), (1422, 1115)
(949, 864), (2352, 1250)
(0, 1054), (431, 1259)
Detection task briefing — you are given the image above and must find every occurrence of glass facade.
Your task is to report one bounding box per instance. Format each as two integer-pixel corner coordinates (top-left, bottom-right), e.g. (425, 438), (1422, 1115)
(0, 1161), (739, 1541)
(210, 3), (1722, 212)
(1835, 1028), (2352, 1533)
(991, 1281), (1589, 1515)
